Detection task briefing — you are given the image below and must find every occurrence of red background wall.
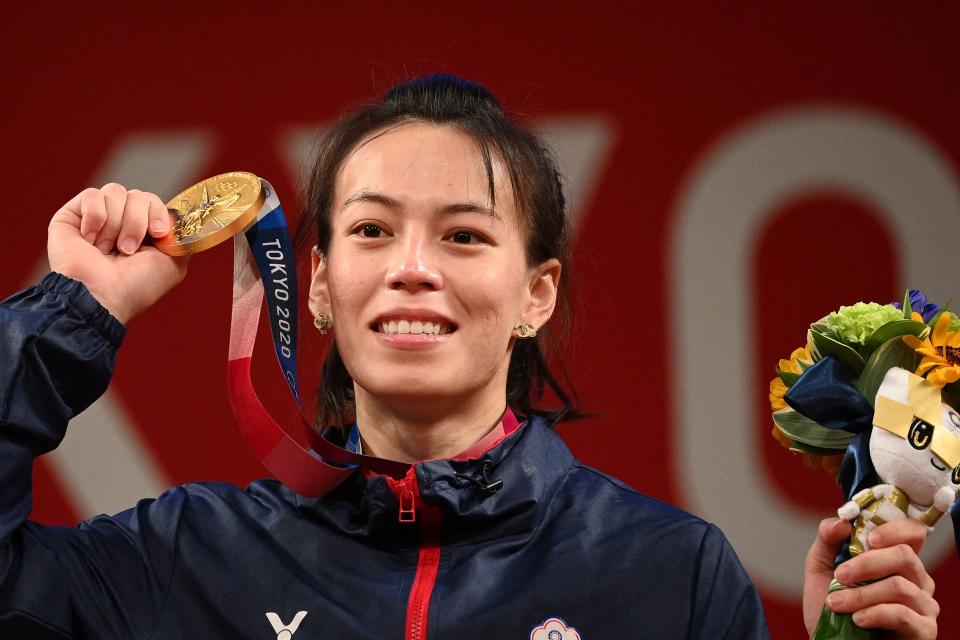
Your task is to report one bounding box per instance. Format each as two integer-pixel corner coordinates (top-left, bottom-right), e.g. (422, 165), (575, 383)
(3, 4), (959, 636)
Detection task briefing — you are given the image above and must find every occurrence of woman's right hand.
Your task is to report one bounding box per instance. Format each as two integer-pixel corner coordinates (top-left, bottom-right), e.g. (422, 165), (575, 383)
(804, 517), (939, 639)
(47, 184), (189, 324)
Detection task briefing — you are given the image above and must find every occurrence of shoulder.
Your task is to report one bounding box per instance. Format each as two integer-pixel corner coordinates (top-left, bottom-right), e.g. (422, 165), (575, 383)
(555, 464), (766, 629)
(558, 462), (709, 528)
(551, 461), (725, 555)
(181, 478), (301, 517)
(79, 478), (300, 537)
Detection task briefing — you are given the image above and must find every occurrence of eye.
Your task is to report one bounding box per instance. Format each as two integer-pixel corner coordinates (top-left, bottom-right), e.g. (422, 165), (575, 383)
(908, 418), (934, 450)
(953, 464), (960, 485)
(448, 230), (486, 245)
(350, 223), (386, 239)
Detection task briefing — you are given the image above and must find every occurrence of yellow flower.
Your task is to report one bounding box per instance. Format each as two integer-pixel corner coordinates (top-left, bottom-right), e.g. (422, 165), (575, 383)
(769, 345), (842, 475)
(770, 425), (792, 448)
(805, 452), (844, 475)
(769, 377), (789, 411)
(903, 312), (960, 388)
(778, 347), (812, 376)
(769, 347), (812, 411)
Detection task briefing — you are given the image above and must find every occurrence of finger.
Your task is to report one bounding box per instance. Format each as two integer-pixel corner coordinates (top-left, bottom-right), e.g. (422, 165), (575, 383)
(117, 190), (150, 255)
(852, 603), (937, 638)
(96, 183), (128, 254)
(146, 193), (171, 238)
(805, 518), (852, 576)
(78, 188), (108, 244)
(827, 575), (939, 618)
(868, 519), (928, 555)
(837, 544), (935, 595)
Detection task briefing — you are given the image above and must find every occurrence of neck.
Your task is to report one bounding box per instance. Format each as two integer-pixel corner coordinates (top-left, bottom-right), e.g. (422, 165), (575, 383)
(353, 388), (507, 463)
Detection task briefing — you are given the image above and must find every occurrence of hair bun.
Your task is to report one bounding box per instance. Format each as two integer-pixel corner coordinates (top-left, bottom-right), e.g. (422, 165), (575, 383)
(383, 73), (504, 119)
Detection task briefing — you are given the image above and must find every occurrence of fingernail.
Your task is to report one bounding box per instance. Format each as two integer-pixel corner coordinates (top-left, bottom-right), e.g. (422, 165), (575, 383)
(867, 531), (880, 546)
(84, 232), (97, 244)
(826, 592), (843, 609)
(120, 238), (137, 255)
(150, 220), (167, 234)
(96, 240), (113, 254)
(852, 611), (866, 625)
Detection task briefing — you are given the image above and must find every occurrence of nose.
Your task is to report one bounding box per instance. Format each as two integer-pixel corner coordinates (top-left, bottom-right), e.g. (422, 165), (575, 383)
(385, 235), (443, 291)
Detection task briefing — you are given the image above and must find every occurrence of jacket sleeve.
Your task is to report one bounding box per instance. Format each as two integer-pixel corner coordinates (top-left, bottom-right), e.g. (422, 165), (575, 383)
(689, 524), (770, 640)
(0, 273), (179, 639)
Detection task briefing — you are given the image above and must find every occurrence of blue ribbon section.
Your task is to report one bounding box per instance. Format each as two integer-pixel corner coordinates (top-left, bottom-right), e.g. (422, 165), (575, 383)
(785, 356), (879, 563)
(244, 198), (301, 405)
(345, 424), (362, 454)
(784, 357), (874, 437)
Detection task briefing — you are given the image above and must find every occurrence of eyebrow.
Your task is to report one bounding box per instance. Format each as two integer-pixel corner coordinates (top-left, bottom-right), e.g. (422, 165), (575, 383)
(340, 190), (501, 221)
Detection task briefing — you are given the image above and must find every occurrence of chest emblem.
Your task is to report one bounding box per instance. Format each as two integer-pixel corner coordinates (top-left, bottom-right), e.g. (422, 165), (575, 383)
(265, 611), (308, 640)
(530, 617), (582, 640)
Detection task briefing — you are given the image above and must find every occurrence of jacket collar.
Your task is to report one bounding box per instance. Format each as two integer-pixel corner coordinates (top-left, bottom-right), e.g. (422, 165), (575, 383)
(299, 416), (574, 543)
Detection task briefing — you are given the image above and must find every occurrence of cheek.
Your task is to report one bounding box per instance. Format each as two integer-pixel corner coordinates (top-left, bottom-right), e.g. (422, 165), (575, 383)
(461, 265), (526, 325)
(327, 255), (379, 316)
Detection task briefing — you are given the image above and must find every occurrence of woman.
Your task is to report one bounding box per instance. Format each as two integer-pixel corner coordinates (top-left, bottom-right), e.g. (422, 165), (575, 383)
(0, 75), (939, 638)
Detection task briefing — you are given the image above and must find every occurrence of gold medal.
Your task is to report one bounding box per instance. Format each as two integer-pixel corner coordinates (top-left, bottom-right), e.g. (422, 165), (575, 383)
(154, 171), (264, 256)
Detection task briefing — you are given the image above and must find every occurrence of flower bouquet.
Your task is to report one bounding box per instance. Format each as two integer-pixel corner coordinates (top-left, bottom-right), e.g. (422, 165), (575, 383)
(769, 290), (960, 639)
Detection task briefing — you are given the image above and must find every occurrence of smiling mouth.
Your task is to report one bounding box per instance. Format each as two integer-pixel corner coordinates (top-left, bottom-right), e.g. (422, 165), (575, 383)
(931, 457), (947, 471)
(373, 319), (457, 335)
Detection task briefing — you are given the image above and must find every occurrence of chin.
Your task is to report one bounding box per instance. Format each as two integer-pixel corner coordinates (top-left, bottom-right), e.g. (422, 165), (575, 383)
(359, 370), (467, 403)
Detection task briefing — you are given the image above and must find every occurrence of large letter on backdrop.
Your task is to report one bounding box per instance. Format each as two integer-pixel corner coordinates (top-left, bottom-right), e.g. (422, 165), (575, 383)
(670, 107), (960, 597)
(43, 132), (211, 517)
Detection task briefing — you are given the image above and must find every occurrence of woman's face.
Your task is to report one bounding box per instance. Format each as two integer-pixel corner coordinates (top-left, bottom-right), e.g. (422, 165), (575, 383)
(308, 122), (559, 415)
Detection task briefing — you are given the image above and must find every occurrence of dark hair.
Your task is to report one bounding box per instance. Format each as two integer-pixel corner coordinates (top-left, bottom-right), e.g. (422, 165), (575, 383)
(295, 74), (580, 430)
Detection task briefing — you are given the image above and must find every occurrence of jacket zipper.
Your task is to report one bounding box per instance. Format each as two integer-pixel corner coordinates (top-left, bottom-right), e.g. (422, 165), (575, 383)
(387, 468), (442, 640)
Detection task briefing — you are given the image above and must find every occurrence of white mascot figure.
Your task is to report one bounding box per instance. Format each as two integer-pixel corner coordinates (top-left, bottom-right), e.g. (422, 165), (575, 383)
(838, 367), (960, 555)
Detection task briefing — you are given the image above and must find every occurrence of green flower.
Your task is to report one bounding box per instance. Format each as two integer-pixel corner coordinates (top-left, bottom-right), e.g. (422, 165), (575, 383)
(821, 302), (902, 346)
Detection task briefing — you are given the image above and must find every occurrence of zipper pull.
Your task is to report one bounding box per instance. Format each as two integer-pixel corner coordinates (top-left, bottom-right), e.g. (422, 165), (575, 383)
(387, 471), (420, 524)
(398, 480), (416, 523)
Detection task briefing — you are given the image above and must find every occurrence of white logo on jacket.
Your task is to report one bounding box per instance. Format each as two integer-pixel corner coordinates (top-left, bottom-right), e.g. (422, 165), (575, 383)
(530, 617), (581, 640)
(266, 611), (308, 640)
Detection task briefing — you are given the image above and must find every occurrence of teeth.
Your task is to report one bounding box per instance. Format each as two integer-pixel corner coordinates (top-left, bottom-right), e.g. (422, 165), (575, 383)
(378, 319), (450, 335)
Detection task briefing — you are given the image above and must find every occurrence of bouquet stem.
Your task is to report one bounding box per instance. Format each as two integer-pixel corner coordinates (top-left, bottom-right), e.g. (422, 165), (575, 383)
(811, 579), (878, 640)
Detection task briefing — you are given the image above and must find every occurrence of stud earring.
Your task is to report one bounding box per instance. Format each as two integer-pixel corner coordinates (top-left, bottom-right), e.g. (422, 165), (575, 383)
(314, 313), (334, 335)
(513, 322), (537, 338)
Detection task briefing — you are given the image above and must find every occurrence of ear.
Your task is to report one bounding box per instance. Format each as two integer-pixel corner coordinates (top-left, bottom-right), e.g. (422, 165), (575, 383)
(522, 258), (562, 331)
(308, 246), (331, 319)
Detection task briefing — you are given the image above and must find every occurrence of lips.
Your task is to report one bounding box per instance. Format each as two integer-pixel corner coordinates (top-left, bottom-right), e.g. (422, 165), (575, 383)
(371, 310), (457, 336)
(378, 319), (452, 335)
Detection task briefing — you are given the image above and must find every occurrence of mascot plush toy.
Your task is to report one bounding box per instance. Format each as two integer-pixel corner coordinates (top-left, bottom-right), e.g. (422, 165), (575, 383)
(810, 367), (960, 639)
(838, 367), (960, 553)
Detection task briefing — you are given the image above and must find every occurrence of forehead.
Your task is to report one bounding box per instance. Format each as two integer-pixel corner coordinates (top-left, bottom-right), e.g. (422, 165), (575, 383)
(334, 122), (513, 211)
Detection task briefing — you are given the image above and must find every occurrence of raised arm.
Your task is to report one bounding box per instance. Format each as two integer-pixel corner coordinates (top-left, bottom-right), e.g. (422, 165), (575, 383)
(0, 185), (188, 637)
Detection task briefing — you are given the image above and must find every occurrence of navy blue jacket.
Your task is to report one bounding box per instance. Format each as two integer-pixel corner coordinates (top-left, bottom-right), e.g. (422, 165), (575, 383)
(0, 274), (770, 639)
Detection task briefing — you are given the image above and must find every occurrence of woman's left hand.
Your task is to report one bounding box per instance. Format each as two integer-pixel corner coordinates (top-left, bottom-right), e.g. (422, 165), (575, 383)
(804, 517), (939, 639)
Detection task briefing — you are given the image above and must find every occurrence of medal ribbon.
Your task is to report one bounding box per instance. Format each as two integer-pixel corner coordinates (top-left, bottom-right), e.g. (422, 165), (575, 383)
(227, 180), (522, 497)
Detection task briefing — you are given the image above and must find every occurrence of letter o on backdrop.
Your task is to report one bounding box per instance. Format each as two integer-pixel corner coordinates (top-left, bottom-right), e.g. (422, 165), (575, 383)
(669, 107), (960, 598)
